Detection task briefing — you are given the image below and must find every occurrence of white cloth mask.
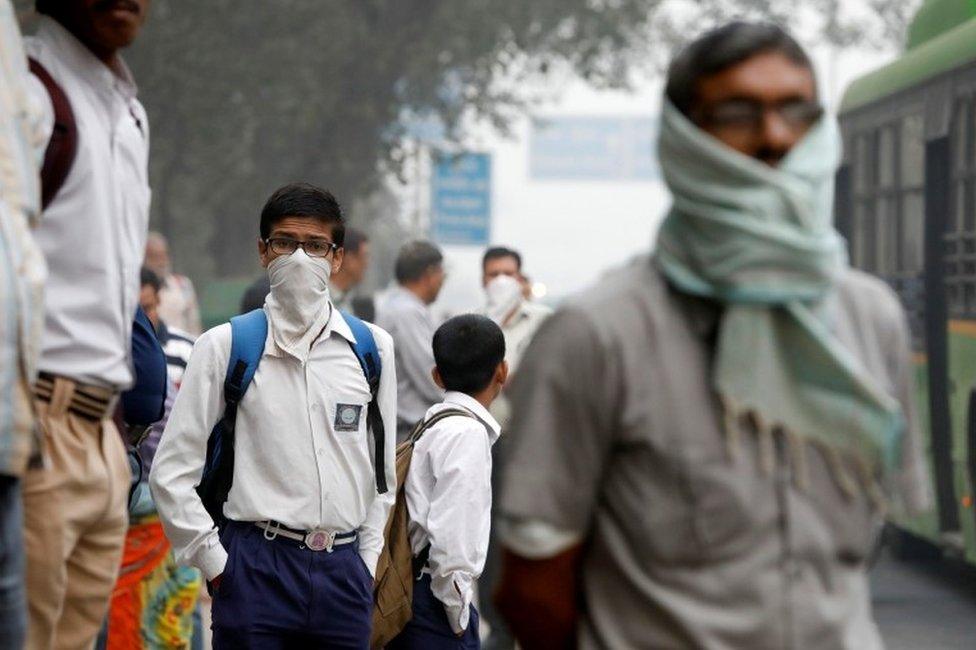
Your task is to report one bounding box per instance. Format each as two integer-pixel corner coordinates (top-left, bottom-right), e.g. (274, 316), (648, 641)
(265, 249), (333, 360)
(485, 275), (523, 326)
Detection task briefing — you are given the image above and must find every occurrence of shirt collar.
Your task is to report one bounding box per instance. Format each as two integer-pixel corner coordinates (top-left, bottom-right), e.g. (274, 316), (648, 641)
(36, 15), (139, 101)
(442, 391), (502, 442)
(262, 303), (354, 358)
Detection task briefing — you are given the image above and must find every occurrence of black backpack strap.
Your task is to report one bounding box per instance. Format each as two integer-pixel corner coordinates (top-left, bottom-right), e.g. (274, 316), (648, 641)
(28, 58), (77, 211)
(413, 542), (432, 580)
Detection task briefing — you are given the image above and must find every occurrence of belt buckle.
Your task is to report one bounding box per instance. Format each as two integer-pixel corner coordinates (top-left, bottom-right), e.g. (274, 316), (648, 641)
(304, 530), (336, 553)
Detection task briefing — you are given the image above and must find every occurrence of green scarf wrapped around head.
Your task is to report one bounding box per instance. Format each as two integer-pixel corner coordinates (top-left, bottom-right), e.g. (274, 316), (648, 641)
(654, 100), (903, 495)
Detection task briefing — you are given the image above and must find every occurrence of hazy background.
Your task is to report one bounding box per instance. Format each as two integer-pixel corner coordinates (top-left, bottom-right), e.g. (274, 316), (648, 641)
(16, 0), (923, 321)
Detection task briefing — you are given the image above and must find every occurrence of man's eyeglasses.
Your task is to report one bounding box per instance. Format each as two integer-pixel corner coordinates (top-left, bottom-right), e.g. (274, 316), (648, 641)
(696, 99), (823, 133)
(265, 237), (339, 258)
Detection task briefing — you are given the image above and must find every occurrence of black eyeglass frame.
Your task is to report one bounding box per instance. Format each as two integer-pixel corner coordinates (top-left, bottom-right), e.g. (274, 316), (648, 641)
(263, 237), (340, 258)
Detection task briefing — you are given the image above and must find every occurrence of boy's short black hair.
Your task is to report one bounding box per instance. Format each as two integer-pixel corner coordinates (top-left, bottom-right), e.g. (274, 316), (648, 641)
(259, 182), (345, 246)
(140, 266), (161, 292)
(433, 314), (506, 394)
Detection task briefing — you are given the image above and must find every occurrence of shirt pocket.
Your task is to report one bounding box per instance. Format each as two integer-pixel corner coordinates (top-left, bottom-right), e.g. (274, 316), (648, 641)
(328, 396), (369, 446)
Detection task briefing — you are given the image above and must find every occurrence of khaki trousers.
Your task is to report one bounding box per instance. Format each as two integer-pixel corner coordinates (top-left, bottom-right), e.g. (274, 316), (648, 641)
(23, 377), (130, 650)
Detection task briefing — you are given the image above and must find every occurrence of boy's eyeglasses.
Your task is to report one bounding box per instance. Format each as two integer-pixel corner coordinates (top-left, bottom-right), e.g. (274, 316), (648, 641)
(265, 237), (339, 258)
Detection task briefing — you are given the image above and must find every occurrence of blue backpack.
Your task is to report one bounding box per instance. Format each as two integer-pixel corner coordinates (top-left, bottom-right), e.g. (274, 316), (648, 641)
(196, 308), (387, 530)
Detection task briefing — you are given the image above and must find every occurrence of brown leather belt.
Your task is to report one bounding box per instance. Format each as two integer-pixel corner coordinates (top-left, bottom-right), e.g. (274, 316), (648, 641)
(34, 372), (115, 422)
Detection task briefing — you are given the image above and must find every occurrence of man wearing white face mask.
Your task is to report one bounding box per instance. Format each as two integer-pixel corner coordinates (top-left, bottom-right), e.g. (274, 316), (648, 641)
(150, 183), (397, 648)
(481, 247), (551, 381)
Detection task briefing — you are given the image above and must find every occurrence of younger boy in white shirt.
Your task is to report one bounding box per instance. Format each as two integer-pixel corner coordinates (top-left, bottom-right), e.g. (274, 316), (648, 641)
(390, 314), (507, 649)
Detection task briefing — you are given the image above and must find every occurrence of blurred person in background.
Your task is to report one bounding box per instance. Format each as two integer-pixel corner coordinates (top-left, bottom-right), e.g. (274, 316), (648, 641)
(145, 231), (203, 336)
(22, 0), (153, 647)
(139, 267), (195, 387)
(376, 240), (446, 442)
(331, 225), (376, 321)
(481, 247), (551, 380)
(92, 267), (202, 650)
(0, 3), (49, 647)
(478, 247), (551, 650)
(494, 21), (929, 650)
(238, 272), (270, 315)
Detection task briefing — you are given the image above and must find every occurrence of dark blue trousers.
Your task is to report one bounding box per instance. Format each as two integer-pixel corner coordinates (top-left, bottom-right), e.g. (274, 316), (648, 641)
(211, 521), (373, 649)
(388, 574), (480, 649)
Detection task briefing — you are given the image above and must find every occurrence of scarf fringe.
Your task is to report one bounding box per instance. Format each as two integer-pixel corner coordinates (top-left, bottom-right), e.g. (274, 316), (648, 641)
(720, 398), (885, 509)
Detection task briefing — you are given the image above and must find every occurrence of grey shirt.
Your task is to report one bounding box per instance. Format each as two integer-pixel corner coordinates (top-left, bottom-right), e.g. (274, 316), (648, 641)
(499, 257), (928, 650)
(376, 286), (443, 425)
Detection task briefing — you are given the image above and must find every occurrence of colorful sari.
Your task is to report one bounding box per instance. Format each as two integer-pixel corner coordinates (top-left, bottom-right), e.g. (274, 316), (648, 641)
(106, 514), (201, 649)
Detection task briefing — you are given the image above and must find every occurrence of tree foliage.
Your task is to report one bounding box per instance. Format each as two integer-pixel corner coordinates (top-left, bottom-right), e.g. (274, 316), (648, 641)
(16, 0), (921, 281)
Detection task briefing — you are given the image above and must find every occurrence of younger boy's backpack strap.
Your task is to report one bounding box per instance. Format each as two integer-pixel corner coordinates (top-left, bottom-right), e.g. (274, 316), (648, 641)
(340, 311), (388, 494)
(28, 58), (77, 211)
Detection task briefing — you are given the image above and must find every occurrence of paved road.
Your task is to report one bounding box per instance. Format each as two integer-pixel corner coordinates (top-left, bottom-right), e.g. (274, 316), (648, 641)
(871, 551), (976, 649)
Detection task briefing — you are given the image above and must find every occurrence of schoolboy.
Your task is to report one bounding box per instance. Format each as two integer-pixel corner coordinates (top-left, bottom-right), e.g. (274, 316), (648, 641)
(389, 314), (507, 649)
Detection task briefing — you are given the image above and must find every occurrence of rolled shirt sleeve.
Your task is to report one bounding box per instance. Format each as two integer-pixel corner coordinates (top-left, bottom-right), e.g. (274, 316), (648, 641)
(498, 305), (620, 557)
(356, 325), (398, 577)
(424, 422), (494, 635)
(149, 326), (228, 581)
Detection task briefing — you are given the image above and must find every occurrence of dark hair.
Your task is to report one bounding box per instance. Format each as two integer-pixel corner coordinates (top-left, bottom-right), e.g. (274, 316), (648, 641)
(259, 182), (345, 246)
(433, 314), (506, 394)
(665, 22), (815, 116)
(35, 1), (54, 15)
(140, 266), (162, 292)
(394, 240), (443, 283)
(343, 226), (369, 255)
(482, 246), (522, 272)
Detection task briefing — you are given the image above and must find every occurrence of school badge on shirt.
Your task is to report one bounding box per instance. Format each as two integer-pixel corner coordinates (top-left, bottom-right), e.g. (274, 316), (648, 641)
(335, 403), (363, 432)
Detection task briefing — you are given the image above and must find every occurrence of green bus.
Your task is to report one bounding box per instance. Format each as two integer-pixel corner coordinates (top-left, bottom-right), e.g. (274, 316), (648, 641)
(836, 0), (976, 564)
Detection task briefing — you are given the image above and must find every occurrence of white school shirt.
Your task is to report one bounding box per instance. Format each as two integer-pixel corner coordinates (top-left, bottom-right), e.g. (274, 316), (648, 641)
(405, 391), (501, 634)
(149, 305), (398, 581)
(25, 16), (151, 390)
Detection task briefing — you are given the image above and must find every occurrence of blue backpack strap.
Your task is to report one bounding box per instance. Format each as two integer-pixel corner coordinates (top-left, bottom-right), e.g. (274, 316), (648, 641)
(225, 308), (269, 403)
(341, 311), (388, 494)
(197, 308), (268, 532)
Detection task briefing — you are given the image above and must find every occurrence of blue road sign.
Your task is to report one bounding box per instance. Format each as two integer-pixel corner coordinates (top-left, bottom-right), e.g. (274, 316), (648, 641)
(430, 152), (491, 246)
(530, 116), (659, 181)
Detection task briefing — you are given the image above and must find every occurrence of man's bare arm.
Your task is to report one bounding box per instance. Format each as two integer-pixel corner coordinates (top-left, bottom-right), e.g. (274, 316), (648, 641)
(494, 544), (584, 650)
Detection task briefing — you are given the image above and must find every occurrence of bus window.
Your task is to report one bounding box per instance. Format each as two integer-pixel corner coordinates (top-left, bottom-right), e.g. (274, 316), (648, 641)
(901, 193), (924, 274)
(879, 126), (896, 190)
(901, 115), (925, 188)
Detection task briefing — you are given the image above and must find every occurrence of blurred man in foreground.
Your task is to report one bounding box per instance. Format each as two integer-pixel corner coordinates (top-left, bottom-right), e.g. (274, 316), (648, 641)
(376, 240), (446, 441)
(145, 231), (203, 336)
(495, 22), (929, 650)
(24, 1), (152, 647)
